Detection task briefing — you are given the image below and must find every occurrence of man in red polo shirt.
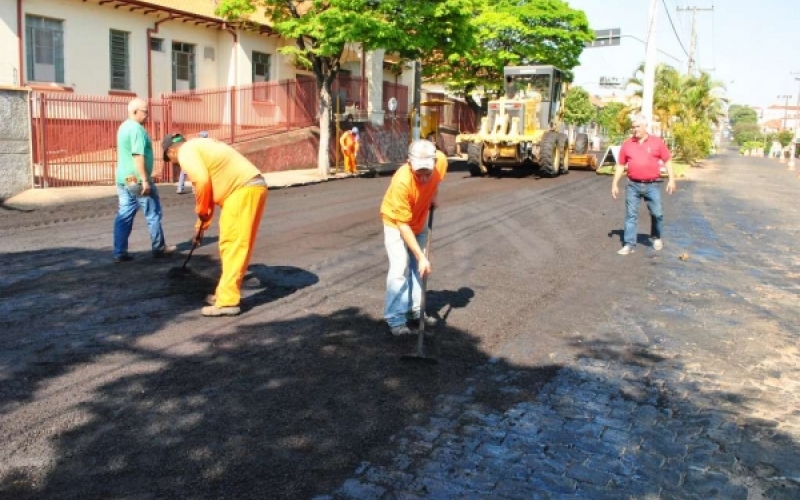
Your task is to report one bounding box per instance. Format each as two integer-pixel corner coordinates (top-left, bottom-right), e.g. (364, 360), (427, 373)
(612, 114), (676, 255)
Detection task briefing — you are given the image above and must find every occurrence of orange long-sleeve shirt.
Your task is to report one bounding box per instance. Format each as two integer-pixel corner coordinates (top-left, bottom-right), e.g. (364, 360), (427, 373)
(339, 131), (359, 154)
(177, 138), (263, 230)
(380, 151), (447, 234)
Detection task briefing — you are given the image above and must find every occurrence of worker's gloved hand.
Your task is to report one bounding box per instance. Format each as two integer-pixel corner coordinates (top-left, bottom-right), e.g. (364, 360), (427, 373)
(197, 212), (213, 232)
(192, 229), (204, 248)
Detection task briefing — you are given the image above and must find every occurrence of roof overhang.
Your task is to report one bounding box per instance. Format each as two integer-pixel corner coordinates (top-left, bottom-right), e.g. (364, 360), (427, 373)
(86, 0), (277, 35)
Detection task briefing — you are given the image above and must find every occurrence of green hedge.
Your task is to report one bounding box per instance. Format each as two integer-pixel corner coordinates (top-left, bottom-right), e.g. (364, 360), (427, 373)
(596, 162), (690, 178)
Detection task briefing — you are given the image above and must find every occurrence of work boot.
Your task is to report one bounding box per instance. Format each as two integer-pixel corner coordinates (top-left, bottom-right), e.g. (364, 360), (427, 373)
(408, 316), (438, 329)
(153, 245), (178, 258)
(390, 325), (412, 337)
(202, 305), (241, 317)
(114, 254), (134, 263)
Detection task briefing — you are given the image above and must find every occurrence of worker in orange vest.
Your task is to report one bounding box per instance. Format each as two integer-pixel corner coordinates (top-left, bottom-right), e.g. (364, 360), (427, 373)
(339, 126), (360, 175)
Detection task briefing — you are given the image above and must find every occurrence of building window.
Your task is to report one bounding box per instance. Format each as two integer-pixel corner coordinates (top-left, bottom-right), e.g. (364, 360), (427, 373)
(150, 37), (164, 52)
(252, 52), (271, 83)
(252, 52), (272, 101)
(109, 30), (130, 91)
(172, 42), (196, 91)
(25, 15), (65, 83)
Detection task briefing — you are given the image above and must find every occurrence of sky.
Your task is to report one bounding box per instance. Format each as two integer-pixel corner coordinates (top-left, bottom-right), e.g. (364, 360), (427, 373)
(567, 0), (800, 110)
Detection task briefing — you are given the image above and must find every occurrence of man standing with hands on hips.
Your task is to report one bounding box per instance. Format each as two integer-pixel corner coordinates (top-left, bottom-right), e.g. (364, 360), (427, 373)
(380, 139), (447, 337)
(163, 133), (268, 317)
(612, 114), (676, 255)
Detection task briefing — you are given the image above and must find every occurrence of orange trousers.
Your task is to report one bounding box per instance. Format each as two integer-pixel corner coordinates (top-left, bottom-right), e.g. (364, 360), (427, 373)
(215, 185), (268, 307)
(343, 152), (357, 173)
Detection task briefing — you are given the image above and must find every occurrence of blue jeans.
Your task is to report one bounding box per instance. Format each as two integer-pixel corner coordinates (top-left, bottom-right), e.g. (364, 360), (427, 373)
(177, 171), (187, 192)
(383, 224), (429, 328)
(624, 181), (663, 248)
(113, 183), (166, 257)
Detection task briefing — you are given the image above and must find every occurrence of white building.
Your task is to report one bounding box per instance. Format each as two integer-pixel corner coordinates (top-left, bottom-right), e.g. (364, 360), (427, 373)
(0, 0), (413, 124)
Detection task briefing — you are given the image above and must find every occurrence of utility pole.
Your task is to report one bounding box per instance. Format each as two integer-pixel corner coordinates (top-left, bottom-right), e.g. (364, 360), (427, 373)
(789, 73), (800, 170)
(778, 94), (792, 131)
(641, 0), (659, 125)
(677, 5), (714, 76)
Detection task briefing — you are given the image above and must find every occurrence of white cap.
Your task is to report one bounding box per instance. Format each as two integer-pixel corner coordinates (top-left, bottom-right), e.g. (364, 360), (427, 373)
(351, 127), (359, 134)
(408, 139), (436, 171)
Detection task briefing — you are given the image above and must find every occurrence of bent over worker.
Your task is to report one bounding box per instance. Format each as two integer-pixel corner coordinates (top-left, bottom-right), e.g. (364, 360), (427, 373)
(379, 139), (448, 337)
(163, 134), (268, 317)
(339, 126), (360, 174)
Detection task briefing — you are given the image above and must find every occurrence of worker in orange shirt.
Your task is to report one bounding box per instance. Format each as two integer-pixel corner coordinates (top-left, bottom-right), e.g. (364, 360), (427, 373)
(379, 139), (447, 336)
(163, 133), (268, 317)
(339, 126), (360, 175)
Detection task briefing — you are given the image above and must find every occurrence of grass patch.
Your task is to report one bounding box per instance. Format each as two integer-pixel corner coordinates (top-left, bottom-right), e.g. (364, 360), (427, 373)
(596, 161), (691, 178)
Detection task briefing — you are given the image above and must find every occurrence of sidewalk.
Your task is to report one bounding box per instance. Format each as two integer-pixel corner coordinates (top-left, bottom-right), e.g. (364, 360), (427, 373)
(2, 167), (386, 209)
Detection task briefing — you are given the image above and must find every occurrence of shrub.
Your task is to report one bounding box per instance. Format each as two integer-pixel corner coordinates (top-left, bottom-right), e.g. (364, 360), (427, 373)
(672, 120), (713, 163)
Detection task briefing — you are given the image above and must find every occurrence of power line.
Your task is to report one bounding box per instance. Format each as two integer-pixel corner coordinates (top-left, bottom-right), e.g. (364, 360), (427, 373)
(661, 0), (691, 59)
(676, 5), (714, 75)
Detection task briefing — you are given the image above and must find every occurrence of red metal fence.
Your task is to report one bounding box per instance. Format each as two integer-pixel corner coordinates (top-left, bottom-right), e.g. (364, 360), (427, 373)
(29, 77), (472, 188)
(30, 93), (172, 187)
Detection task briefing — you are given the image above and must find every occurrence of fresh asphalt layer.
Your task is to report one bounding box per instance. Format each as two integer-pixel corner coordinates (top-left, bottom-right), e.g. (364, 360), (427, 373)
(0, 152), (798, 499)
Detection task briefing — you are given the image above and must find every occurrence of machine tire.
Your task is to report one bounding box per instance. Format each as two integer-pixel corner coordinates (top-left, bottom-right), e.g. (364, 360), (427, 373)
(467, 143), (487, 177)
(574, 133), (589, 154)
(538, 131), (560, 177)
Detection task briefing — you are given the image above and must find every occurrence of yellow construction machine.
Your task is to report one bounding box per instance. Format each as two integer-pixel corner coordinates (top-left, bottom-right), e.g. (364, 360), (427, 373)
(456, 65), (597, 177)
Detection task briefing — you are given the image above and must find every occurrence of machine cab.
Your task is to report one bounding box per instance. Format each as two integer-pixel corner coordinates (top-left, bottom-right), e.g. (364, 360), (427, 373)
(503, 65), (565, 130)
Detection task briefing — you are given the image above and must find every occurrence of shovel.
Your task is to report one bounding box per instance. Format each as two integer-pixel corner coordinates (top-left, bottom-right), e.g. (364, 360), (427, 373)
(167, 228), (202, 279)
(401, 207), (438, 365)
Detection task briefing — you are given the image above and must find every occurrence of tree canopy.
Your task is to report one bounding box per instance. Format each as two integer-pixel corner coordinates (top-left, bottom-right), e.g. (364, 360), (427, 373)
(423, 0), (593, 112)
(216, 0), (480, 174)
(728, 105), (758, 125)
(627, 64), (726, 162)
(562, 86), (594, 127)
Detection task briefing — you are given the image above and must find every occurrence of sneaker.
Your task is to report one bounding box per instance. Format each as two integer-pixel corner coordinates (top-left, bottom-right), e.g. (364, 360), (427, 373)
(113, 254), (134, 263)
(176, 189), (189, 194)
(390, 325), (412, 337)
(617, 245), (635, 255)
(201, 305), (241, 317)
(408, 316), (438, 329)
(153, 245), (178, 258)
(652, 239), (663, 251)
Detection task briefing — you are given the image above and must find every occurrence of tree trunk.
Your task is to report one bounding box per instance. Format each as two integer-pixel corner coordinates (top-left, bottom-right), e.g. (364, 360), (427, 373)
(317, 81), (332, 177)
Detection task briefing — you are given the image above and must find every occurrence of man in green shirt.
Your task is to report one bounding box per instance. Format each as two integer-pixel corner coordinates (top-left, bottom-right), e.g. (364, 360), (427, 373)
(112, 97), (175, 262)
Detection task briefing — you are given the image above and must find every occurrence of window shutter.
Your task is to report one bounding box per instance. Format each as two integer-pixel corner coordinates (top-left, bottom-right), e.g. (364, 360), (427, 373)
(109, 30), (129, 90)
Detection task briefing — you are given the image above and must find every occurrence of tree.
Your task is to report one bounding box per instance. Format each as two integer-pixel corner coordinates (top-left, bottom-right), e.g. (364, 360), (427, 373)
(423, 0), (593, 117)
(216, 0), (478, 175)
(596, 102), (630, 145)
(563, 87), (594, 127)
(777, 129), (794, 147)
(628, 65), (726, 162)
(732, 122), (763, 146)
(728, 105), (758, 125)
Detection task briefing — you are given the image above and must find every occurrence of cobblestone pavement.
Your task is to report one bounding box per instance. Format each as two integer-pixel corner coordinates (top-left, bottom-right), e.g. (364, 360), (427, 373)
(316, 155), (800, 500)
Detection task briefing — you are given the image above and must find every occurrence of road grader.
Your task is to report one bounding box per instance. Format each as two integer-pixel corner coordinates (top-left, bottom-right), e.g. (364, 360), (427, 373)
(456, 65), (597, 177)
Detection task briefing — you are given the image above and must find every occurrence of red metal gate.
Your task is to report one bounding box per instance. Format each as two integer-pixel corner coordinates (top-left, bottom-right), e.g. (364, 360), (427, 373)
(30, 93), (170, 187)
(30, 77), (399, 188)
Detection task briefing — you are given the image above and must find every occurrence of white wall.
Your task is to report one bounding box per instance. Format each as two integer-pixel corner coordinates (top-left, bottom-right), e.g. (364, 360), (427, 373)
(16, 0), (293, 96)
(0, 0), (20, 85)
(7, 0), (414, 108)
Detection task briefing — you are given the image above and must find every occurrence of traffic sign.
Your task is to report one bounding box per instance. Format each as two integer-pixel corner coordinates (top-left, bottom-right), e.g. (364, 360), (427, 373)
(586, 29), (621, 48)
